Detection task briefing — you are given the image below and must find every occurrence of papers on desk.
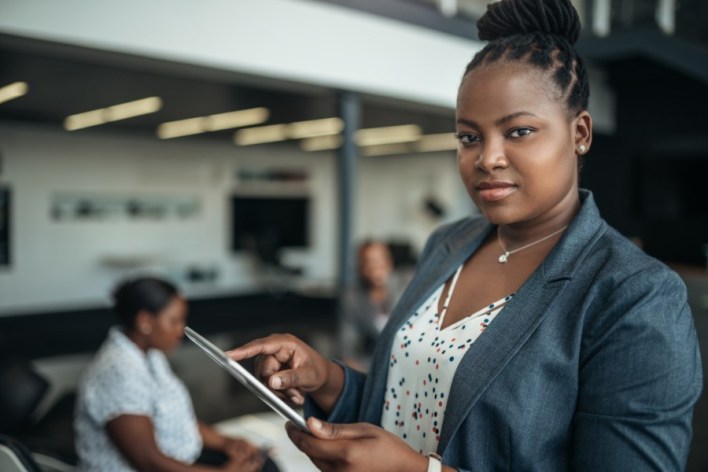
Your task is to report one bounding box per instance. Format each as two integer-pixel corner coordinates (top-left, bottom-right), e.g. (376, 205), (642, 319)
(215, 411), (317, 472)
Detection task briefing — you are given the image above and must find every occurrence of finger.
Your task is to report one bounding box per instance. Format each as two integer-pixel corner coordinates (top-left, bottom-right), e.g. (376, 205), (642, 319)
(306, 418), (376, 440)
(227, 337), (286, 361)
(270, 366), (322, 392)
(257, 355), (284, 380)
(286, 421), (350, 462)
(283, 387), (306, 405)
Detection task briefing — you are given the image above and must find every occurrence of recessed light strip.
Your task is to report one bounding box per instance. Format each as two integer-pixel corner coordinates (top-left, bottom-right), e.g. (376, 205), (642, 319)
(361, 143), (414, 157)
(300, 131), (457, 155)
(416, 132), (458, 152)
(0, 81), (29, 105)
(158, 107), (270, 139)
(356, 124), (421, 146)
(235, 124), (289, 146)
(235, 117), (343, 146)
(289, 117), (344, 139)
(65, 96), (162, 131)
(206, 107), (269, 132)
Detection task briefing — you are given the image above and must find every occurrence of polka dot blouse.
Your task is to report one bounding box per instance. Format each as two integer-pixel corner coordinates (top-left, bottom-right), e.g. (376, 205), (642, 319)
(380, 265), (513, 455)
(75, 327), (202, 471)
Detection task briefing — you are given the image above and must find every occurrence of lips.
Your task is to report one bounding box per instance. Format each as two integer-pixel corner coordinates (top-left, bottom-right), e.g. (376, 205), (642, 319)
(476, 181), (517, 202)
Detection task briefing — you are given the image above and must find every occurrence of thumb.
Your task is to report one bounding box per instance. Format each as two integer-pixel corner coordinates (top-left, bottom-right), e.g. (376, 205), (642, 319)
(307, 418), (373, 440)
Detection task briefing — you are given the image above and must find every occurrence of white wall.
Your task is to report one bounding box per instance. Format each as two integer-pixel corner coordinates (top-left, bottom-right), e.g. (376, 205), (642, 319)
(0, 123), (469, 315)
(357, 153), (476, 251)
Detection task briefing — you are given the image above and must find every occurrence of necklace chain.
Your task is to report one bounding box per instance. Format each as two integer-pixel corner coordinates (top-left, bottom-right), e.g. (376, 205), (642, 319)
(497, 225), (568, 264)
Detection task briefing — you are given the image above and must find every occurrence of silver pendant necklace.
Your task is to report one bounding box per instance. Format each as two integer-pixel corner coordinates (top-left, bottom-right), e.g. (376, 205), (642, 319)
(497, 225), (569, 264)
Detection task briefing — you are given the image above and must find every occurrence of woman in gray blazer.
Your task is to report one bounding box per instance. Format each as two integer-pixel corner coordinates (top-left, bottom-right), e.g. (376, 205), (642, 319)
(229, 0), (703, 470)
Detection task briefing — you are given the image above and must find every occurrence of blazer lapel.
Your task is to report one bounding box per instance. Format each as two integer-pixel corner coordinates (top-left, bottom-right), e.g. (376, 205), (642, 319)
(437, 268), (568, 451)
(438, 190), (607, 452)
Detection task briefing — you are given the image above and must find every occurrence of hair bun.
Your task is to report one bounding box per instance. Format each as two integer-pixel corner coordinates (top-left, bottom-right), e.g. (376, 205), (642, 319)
(477, 0), (581, 45)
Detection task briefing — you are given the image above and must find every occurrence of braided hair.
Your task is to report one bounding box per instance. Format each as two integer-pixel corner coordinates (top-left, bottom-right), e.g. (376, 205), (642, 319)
(464, 0), (589, 116)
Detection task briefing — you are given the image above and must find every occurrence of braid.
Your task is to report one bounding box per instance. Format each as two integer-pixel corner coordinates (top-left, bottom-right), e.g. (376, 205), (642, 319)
(464, 0), (589, 115)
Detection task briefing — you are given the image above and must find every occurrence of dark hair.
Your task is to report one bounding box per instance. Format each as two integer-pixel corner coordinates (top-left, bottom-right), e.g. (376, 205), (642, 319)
(463, 0), (589, 116)
(111, 277), (179, 329)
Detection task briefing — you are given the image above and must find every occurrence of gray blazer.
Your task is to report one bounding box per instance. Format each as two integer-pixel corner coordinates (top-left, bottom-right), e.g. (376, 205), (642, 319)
(312, 190), (703, 471)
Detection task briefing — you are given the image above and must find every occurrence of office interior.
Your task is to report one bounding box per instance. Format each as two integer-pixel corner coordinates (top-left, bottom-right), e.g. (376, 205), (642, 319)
(0, 0), (706, 470)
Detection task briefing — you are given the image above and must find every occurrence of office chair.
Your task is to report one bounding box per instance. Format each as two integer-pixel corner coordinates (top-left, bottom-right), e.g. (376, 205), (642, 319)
(0, 357), (49, 434)
(0, 435), (42, 472)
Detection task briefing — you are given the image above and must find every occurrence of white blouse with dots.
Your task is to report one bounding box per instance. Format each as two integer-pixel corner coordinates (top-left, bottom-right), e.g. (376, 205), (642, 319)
(380, 264), (513, 455)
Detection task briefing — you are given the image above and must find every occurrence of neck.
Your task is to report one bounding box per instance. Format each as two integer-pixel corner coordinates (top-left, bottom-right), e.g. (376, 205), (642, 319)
(126, 329), (150, 352)
(498, 192), (580, 248)
(499, 222), (568, 251)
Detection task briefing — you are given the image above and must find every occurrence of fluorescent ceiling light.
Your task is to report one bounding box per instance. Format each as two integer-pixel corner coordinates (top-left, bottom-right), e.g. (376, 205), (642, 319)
(237, 121), (424, 149)
(64, 109), (106, 131)
(105, 97), (162, 121)
(300, 135), (343, 151)
(416, 132), (458, 152)
(0, 81), (29, 105)
(289, 117), (343, 139)
(65, 96), (162, 131)
(361, 143), (413, 157)
(356, 124), (421, 146)
(235, 124), (289, 146)
(206, 107), (269, 132)
(159, 107), (270, 139)
(157, 117), (205, 139)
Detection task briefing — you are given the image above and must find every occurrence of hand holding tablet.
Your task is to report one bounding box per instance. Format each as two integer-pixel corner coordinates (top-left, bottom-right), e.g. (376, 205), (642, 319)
(226, 332), (346, 416)
(184, 327), (310, 432)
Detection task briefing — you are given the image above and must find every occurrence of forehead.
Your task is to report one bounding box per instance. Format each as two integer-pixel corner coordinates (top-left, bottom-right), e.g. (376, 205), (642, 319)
(360, 243), (390, 259)
(157, 295), (187, 318)
(457, 62), (565, 121)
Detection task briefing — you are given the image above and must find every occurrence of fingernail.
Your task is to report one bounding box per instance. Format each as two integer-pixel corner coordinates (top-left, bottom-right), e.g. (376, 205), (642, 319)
(271, 376), (282, 389)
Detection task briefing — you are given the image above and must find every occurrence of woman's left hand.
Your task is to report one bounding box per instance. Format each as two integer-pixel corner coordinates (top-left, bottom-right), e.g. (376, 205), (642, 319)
(286, 417), (428, 472)
(222, 437), (262, 462)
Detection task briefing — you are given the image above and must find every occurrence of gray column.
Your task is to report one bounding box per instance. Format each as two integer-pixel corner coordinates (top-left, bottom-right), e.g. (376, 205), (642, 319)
(337, 91), (361, 294)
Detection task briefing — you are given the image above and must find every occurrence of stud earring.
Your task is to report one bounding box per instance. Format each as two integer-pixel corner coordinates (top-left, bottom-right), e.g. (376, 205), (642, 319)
(577, 144), (587, 154)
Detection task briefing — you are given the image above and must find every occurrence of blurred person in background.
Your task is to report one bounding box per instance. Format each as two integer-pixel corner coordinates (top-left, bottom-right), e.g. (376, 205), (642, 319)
(74, 277), (278, 472)
(339, 240), (409, 370)
(227, 0), (702, 470)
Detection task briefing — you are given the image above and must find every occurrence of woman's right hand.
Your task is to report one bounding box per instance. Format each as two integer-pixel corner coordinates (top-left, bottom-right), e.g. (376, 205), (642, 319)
(227, 334), (344, 412)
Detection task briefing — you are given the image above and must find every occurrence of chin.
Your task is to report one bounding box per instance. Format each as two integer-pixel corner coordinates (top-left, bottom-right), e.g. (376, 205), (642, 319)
(479, 206), (520, 226)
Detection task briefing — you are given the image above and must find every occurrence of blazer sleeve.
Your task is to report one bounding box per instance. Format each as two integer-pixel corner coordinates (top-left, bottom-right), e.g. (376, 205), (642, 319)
(570, 266), (703, 471)
(304, 361), (368, 424)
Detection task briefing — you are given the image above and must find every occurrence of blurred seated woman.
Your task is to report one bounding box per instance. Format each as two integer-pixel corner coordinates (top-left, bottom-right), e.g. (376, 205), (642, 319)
(339, 240), (408, 369)
(74, 277), (275, 472)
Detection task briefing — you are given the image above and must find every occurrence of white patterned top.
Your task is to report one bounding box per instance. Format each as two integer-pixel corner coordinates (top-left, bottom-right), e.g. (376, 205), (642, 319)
(381, 265), (513, 455)
(75, 327), (202, 471)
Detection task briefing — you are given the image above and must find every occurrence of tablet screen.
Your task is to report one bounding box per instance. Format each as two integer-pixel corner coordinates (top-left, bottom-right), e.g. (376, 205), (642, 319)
(184, 327), (309, 432)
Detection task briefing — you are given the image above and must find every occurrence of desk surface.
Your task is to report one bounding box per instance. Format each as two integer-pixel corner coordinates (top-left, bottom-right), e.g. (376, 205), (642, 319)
(215, 412), (317, 472)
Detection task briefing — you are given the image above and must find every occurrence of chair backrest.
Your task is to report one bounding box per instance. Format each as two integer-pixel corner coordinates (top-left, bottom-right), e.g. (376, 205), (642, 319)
(0, 357), (49, 434)
(0, 436), (42, 472)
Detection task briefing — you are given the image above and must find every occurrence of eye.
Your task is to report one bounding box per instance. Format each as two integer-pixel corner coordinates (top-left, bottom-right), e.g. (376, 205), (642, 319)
(454, 132), (480, 145)
(508, 128), (534, 138)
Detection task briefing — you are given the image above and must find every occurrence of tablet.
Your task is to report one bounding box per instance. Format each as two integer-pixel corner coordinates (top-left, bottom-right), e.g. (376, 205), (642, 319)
(184, 327), (310, 432)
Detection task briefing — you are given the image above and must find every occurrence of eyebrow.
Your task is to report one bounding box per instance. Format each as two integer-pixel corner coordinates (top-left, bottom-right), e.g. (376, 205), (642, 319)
(456, 111), (539, 128)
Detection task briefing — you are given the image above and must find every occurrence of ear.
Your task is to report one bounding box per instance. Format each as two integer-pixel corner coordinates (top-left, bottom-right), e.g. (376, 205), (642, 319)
(135, 310), (154, 335)
(573, 110), (592, 155)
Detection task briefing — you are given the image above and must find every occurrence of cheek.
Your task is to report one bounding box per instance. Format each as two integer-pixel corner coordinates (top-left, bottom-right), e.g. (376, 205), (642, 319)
(158, 320), (183, 339)
(457, 152), (477, 181)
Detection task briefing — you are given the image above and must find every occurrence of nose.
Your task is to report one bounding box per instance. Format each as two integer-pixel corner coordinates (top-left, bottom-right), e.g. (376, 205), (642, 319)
(476, 137), (508, 172)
